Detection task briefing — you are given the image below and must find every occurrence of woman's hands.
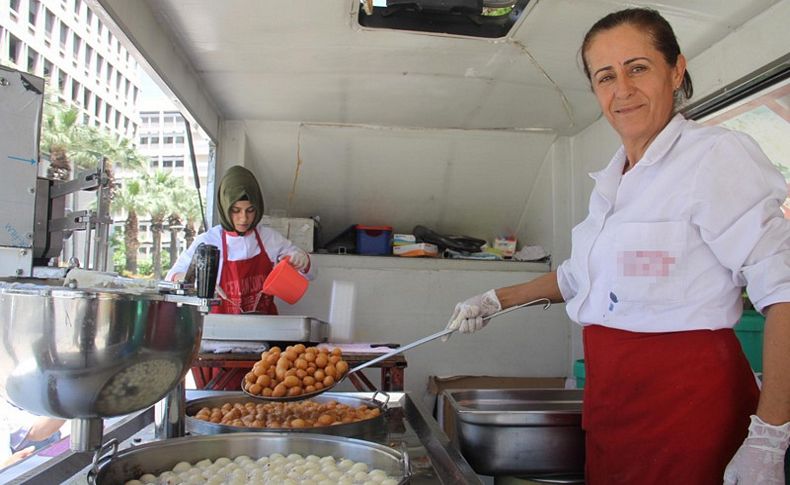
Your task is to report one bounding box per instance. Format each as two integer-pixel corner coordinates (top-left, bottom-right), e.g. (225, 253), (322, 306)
(723, 415), (789, 484)
(443, 289), (502, 341)
(286, 249), (310, 272)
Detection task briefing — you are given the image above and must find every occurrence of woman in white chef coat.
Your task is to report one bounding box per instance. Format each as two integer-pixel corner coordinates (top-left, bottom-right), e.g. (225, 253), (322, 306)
(445, 8), (790, 485)
(167, 165), (314, 388)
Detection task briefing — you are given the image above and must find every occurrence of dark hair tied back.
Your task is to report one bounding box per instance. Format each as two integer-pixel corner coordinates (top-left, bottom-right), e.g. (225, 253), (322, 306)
(580, 8), (693, 102)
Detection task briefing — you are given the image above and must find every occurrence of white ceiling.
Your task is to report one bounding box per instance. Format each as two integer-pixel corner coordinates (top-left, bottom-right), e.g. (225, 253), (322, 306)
(135, 0), (778, 135)
(94, 0), (783, 243)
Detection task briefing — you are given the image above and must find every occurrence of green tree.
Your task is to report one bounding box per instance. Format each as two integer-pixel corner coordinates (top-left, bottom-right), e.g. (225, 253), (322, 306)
(112, 178), (144, 274)
(140, 171), (181, 279)
(41, 102), (149, 270)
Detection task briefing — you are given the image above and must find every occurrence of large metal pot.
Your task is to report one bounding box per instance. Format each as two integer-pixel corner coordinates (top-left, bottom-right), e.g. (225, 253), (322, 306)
(0, 281), (203, 418)
(186, 392), (389, 437)
(89, 433), (410, 484)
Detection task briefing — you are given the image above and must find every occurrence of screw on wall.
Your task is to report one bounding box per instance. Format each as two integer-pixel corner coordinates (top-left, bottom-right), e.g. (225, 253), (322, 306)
(0, 77), (9, 87)
(19, 249), (27, 256)
(15, 269), (23, 276)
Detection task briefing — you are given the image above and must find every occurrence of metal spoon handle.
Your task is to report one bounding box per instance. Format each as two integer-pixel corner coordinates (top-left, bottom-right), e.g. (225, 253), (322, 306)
(348, 297), (551, 375)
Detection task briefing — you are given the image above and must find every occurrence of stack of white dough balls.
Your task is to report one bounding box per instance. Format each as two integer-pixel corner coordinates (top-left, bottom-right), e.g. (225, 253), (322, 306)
(123, 453), (401, 485)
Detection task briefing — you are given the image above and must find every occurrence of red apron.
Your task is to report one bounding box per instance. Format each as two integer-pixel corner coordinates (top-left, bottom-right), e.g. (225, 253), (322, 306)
(193, 229), (277, 390)
(582, 324), (759, 485)
(212, 228), (277, 315)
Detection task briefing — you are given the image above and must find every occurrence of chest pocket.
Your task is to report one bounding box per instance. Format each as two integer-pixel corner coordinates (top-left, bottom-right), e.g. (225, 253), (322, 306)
(612, 221), (688, 303)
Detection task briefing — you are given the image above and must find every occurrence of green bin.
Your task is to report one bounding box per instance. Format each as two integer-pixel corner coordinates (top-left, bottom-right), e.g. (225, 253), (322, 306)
(735, 310), (765, 373)
(573, 359), (585, 389)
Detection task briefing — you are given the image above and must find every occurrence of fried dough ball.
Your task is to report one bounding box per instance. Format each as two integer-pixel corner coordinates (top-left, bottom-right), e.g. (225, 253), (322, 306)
(191, 398), (381, 429)
(242, 346), (349, 397)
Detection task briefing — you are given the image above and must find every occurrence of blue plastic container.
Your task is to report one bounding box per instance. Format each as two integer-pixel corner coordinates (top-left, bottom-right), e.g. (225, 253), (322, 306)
(355, 225), (392, 255)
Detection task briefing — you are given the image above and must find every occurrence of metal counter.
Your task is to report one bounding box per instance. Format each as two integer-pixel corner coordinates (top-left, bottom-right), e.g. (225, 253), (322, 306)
(6, 392), (482, 485)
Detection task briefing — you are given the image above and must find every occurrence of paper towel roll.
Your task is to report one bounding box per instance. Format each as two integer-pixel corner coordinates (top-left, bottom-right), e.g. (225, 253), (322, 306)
(328, 280), (356, 343)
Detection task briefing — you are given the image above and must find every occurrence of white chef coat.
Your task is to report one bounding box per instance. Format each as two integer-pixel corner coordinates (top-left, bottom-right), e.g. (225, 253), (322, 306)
(166, 224), (316, 285)
(557, 114), (790, 332)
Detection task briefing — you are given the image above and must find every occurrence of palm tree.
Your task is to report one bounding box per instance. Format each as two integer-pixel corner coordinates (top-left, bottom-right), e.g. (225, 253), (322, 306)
(167, 183), (205, 266)
(40, 103), (83, 181)
(112, 179), (144, 274)
(183, 191), (205, 249)
(141, 171), (180, 279)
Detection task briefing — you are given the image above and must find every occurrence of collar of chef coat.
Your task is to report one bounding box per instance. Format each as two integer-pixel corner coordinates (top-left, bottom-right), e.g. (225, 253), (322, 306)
(588, 113), (687, 205)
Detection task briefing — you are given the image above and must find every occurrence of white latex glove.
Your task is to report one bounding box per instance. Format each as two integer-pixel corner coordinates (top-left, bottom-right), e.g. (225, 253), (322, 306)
(443, 289), (502, 341)
(286, 249), (310, 272)
(723, 415), (790, 484)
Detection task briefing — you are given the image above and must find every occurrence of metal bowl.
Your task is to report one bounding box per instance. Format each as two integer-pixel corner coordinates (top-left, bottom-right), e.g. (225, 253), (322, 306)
(90, 432), (410, 484)
(186, 392), (389, 437)
(0, 281), (203, 418)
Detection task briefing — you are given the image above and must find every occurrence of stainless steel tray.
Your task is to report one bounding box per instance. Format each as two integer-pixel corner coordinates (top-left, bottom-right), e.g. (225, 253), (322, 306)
(444, 388), (584, 476)
(186, 392), (388, 437)
(89, 433), (409, 484)
(201, 314), (328, 342)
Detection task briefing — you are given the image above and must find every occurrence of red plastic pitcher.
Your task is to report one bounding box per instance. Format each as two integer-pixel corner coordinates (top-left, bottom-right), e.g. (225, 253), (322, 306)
(262, 256), (308, 304)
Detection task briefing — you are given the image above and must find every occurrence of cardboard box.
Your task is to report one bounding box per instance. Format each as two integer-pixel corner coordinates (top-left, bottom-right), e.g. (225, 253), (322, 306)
(494, 237), (518, 257)
(393, 242), (438, 257)
(260, 216), (315, 253)
(428, 375), (566, 443)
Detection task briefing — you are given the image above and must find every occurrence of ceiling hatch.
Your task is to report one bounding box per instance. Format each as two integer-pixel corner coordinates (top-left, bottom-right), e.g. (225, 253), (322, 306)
(358, 0), (532, 38)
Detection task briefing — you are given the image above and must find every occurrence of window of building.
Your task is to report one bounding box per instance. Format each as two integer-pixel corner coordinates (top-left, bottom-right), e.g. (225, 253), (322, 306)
(132, 86), (139, 105)
(690, 72), (789, 219)
(85, 6), (93, 28)
(74, 0), (82, 17)
(150, 159), (159, 169)
(139, 137), (148, 145)
(83, 87), (91, 109)
(59, 22), (69, 49)
(149, 136), (159, 145)
(96, 54), (104, 77)
(43, 59), (53, 78)
(8, 34), (22, 64)
(10, 0), (20, 14)
(71, 80), (81, 103)
(84, 44), (93, 67)
(124, 78), (130, 97)
(57, 69), (66, 92)
(29, 0), (41, 27)
(163, 136), (173, 145)
(72, 33), (81, 57)
(114, 110), (121, 129)
(105, 106), (111, 124)
(175, 136), (185, 144)
(27, 48), (39, 73)
(94, 97), (102, 117)
(106, 64), (113, 84)
(44, 8), (55, 38)
(162, 156), (184, 170)
(115, 73), (122, 91)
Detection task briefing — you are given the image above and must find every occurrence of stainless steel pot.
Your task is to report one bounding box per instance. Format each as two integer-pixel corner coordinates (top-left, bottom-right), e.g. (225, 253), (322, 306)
(89, 433), (410, 484)
(186, 392), (389, 437)
(0, 281), (203, 419)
